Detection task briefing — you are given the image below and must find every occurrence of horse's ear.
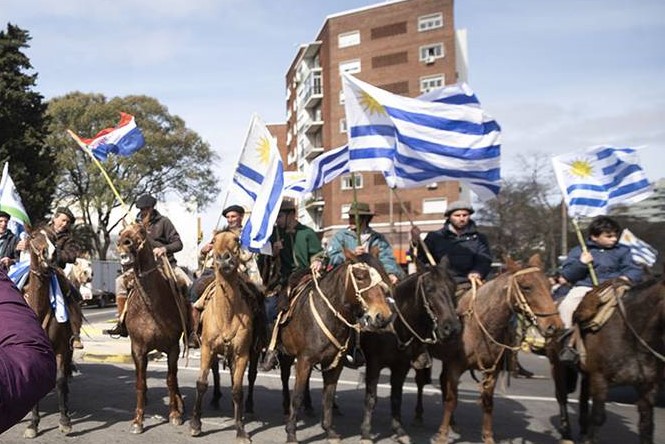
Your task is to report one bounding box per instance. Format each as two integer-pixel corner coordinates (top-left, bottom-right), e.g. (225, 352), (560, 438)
(527, 253), (543, 270)
(504, 255), (519, 273)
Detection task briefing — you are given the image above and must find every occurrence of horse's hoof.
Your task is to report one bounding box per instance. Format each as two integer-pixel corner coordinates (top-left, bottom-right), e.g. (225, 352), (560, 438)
(559, 440), (575, 444)
(170, 415), (183, 426)
(130, 423), (144, 434)
(59, 423), (72, 435)
(430, 433), (448, 444)
(360, 439), (374, 444)
(327, 438), (342, 444)
(190, 427), (202, 437)
(236, 436), (252, 444)
(23, 427), (37, 439)
(483, 438), (496, 444)
(393, 434), (412, 444)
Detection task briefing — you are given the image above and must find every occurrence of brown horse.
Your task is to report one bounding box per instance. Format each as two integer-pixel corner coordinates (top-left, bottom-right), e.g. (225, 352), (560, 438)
(116, 223), (188, 434)
(548, 278), (665, 444)
(416, 254), (563, 444)
(277, 251), (395, 443)
(189, 229), (254, 442)
(21, 226), (74, 438)
(360, 259), (461, 444)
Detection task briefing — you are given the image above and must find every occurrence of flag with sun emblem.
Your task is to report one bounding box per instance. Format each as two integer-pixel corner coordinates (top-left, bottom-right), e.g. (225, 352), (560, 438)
(619, 228), (658, 267)
(232, 114), (284, 251)
(552, 146), (653, 217)
(341, 73), (501, 200)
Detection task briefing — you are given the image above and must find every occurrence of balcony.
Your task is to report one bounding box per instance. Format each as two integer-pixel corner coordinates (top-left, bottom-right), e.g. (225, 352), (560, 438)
(303, 71), (323, 109)
(304, 109), (323, 135)
(304, 190), (325, 211)
(303, 144), (323, 161)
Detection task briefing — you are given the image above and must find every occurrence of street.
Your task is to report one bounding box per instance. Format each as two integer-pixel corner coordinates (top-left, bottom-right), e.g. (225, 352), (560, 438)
(3, 306), (664, 444)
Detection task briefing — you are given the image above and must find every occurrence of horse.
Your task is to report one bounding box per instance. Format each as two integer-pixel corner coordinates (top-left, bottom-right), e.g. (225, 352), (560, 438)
(189, 229), (254, 442)
(275, 251), (395, 443)
(359, 259), (461, 444)
(65, 257), (92, 289)
(21, 226), (74, 438)
(416, 254), (563, 444)
(116, 223), (188, 434)
(548, 278), (665, 444)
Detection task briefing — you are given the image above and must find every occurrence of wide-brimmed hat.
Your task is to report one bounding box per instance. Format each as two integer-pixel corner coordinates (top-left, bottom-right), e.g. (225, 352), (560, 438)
(55, 207), (76, 223)
(136, 194), (157, 209)
(279, 200), (296, 213)
(222, 204), (245, 217)
(444, 200), (474, 217)
(348, 202), (374, 216)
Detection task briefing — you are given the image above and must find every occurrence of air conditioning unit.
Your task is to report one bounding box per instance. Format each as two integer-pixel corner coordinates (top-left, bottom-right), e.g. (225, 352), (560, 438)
(425, 55), (436, 65)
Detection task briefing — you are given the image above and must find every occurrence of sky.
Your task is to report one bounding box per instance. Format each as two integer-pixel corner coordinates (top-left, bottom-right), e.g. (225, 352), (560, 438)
(4, 0), (665, 237)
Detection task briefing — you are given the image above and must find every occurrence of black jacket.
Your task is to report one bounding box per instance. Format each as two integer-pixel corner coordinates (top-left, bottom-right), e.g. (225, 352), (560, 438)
(139, 210), (183, 265)
(0, 230), (18, 265)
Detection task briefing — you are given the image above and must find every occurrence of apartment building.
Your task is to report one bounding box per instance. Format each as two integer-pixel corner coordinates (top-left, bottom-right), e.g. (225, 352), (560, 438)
(282, 0), (466, 261)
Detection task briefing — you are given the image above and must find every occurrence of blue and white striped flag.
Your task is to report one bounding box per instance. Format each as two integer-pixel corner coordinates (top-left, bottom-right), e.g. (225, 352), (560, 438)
(619, 228), (658, 267)
(232, 114), (284, 252)
(342, 74), (501, 200)
(552, 146), (653, 217)
(0, 162), (31, 237)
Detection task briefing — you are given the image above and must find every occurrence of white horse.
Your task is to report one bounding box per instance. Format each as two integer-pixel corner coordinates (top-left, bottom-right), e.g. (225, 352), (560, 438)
(65, 258), (93, 289)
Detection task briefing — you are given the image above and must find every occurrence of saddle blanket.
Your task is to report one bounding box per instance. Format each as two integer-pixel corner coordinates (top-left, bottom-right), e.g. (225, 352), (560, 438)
(8, 260), (69, 323)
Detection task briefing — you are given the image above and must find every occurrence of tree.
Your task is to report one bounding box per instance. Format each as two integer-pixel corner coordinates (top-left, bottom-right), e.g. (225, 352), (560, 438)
(0, 23), (55, 221)
(46, 93), (220, 259)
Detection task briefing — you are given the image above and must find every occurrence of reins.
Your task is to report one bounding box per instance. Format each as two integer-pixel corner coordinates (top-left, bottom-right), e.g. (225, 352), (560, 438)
(391, 271), (439, 347)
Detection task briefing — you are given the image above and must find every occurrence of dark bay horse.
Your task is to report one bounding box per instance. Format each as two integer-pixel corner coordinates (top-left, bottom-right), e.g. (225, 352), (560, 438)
(548, 278), (665, 444)
(417, 254), (563, 444)
(277, 252), (395, 443)
(22, 227), (73, 438)
(116, 223), (188, 434)
(189, 230), (254, 442)
(360, 259), (461, 444)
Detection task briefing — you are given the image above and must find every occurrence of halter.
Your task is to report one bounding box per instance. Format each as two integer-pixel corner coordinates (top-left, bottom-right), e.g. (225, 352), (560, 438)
(391, 271), (440, 347)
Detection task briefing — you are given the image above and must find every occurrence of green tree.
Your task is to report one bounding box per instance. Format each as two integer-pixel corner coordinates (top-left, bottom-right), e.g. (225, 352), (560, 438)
(46, 93), (220, 259)
(0, 23), (55, 221)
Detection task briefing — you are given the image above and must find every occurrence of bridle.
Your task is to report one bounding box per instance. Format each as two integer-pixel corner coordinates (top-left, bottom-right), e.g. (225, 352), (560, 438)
(391, 270), (442, 347)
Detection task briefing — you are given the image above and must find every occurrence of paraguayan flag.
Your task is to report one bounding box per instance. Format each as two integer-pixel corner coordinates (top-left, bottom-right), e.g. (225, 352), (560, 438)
(552, 146), (653, 217)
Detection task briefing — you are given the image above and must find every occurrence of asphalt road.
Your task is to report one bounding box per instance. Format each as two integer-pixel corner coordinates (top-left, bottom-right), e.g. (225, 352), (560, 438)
(3, 306), (664, 444)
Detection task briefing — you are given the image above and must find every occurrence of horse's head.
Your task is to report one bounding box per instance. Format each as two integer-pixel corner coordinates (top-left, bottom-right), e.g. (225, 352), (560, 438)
(505, 254), (564, 339)
(71, 258), (93, 285)
(212, 229), (241, 277)
(117, 223), (149, 267)
(417, 258), (461, 341)
(27, 226), (57, 272)
(342, 250), (395, 331)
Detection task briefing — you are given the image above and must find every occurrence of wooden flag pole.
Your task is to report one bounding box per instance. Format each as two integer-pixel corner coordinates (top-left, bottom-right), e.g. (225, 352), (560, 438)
(571, 217), (599, 286)
(351, 172), (361, 244)
(390, 187), (436, 266)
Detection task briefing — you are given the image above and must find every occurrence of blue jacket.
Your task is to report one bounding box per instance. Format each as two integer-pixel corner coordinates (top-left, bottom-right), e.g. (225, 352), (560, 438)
(561, 240), (642, 287)
(327, 227), (405, 279)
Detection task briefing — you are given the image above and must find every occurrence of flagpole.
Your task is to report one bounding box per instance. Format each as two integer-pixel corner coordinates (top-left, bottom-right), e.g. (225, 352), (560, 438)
(571, 217), (599, 286)
(390, 187), (436, 266)
(351, 172), (361, 244)
(67, 129), (130, 216)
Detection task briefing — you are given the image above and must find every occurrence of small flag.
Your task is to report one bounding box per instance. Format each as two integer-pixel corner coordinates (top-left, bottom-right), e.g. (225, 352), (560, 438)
(552, 146), (653, 217)
(619, 228), (658, 267)
(232, 114), (284, 252)
(75, 112), (145, 161)
(0, 162), (31, 236)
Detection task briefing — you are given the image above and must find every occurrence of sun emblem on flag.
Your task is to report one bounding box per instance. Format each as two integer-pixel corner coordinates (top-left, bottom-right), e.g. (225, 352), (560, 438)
(359, 91), (385, 115)
(256, 136), (271, 164)
(568, 159), (593, 178)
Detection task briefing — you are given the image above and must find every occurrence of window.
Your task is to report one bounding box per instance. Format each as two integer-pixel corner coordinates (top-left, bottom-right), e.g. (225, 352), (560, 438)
(338, 30), (360, 48)
(339, 118), (347, 133)
(341, 173), (363, 190)
(339, 59), (361, 75)
(420, 75), (444, 93)
(418, 13), (443, 32)
(341, 204), (351, 218)
(420, 43), (444, 61)
(422, 198), (447, 214)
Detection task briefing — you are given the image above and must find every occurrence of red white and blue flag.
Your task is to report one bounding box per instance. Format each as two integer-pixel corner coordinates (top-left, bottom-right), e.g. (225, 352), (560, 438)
(79, 112), (145, 161)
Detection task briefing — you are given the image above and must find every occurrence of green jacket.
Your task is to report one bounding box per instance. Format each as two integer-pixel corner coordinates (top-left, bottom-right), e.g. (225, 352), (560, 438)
(271, 223), (323, 282)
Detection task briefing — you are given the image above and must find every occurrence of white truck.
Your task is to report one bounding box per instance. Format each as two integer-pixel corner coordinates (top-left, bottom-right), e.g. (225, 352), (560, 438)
(80, 260), (122, 308)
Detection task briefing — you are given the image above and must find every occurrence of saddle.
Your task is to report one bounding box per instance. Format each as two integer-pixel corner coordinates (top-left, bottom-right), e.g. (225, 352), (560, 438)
(276, 271), (313, 326)
(574, 279), (630, 333)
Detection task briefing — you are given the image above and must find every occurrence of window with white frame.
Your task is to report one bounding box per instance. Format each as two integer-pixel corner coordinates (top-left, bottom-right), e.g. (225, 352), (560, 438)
(420, 43), (444, 61)
(420, 75), (444, 93)
(422, 197), (447, 214)
(339, 118), (347, 133)
(418, 13), (443, 32)
(338, 30), (360, 48)
(339, 59), (361, 75)
(341, 173), (363, 190)
(340, 204), (351, 219)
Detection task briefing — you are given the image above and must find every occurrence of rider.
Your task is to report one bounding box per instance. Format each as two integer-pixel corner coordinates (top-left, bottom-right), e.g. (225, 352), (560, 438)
(260, 199), (324, 371)
(0, 210), (19, 271)
(105, 194), (193, 337)
(558, 215), (642, 362)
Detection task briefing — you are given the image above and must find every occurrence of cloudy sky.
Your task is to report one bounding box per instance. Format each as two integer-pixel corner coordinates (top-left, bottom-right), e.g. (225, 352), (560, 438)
(5, 0), (665, 233)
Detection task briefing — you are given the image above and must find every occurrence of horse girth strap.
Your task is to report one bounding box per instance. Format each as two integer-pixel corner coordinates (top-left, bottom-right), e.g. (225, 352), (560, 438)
(308, 291), (351, 371)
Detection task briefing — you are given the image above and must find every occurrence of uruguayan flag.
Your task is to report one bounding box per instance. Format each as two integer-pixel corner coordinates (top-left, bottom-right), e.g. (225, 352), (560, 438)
(619, 228), (658, 267)
(0, 162), (31, 237)
(232, 114), (284, 252)
(342, 74), (501, 200)
(552, 146), (653, 217)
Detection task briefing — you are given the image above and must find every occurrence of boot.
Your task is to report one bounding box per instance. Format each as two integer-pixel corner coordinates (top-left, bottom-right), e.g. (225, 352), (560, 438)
(261, 349), (279, 372)
(188, 307), (201, 349)
(511, 354), (534, 379)
(68, 301), (84, 349)
(103, 320), (128, 337)
(558, 328), (579, 365)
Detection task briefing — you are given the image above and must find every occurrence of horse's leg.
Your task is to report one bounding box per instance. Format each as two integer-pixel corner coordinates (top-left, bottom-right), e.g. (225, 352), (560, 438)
(280, 354), (294, 418)
(131, 349), (149, 434)
(413, 367), (430, 426)
(320, 364), (344, 444)
(190, 344), (213, 437)
(479, 372), (499, 444)
(231, 352), (250, 443)
(22, 404), (40, 439)
(578, 373), (590, 442)
(434, 366), (460, 444)
(53, 352), (72, 435)
(245, 346), (259, 414)
(166, 344), (184, 426)
(304, 366), (315, 417)
(636, 382), (657, 444)
(585, 373), (608, 444)
(360, 358), (382, 443)
(551, 357), (574, 443)
(388, 363), (411, 443)
(211, 356), (222, 409)
(286, 357), (311, 443)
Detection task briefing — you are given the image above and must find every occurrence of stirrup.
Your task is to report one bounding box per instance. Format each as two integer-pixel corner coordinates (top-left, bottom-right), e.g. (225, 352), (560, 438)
(558, 345), (579, 365)
(343, 348), (365, 369)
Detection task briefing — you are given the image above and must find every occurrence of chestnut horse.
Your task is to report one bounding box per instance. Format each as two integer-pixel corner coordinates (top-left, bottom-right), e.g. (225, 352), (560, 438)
(277, 252), (395, 443)
(548, 278), (665, 444)
(189, 229), (254, 442)
(360, 259), (461, 444)
(21, 226), (74, 438)
(416, 254), (563, 444)
(116, 223), (188, 434)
